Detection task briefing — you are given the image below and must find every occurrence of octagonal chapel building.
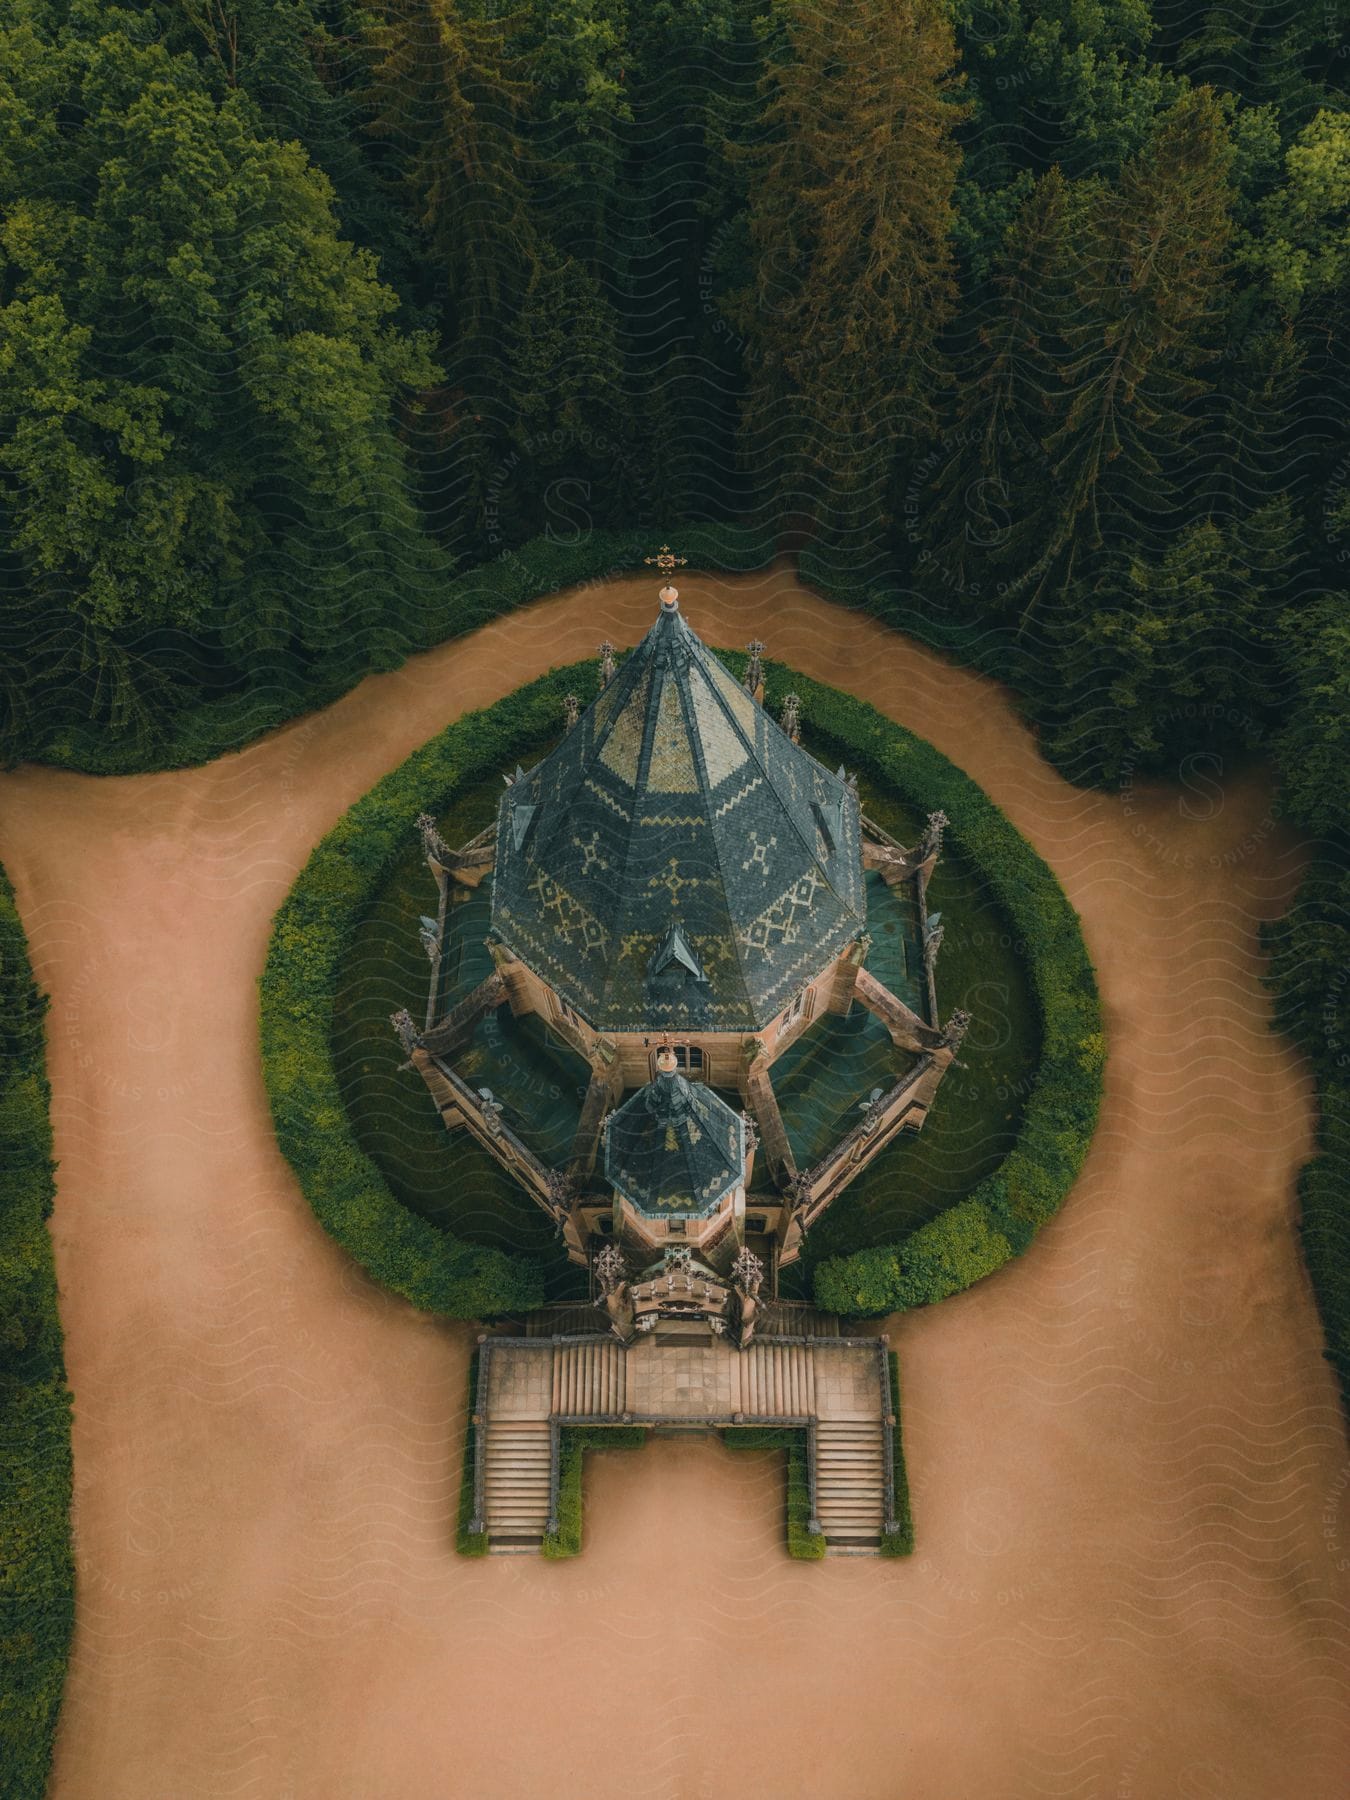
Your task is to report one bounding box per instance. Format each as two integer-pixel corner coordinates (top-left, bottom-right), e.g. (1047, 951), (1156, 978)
(395, 566), (969, 1330)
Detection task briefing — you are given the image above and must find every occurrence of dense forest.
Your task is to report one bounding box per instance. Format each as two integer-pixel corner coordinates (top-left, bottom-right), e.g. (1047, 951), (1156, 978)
(0, 1), (1347, 1377)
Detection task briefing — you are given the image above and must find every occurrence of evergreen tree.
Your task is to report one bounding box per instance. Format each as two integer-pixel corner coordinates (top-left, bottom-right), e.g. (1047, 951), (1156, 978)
(1015, 87), (1237, 621)
(496, 251), (631, 538)
(919, 167), (1075, 608)
(726, 0), (966, 559)
(362, 0), (540, 353)
(1042, 516), (1275, 779)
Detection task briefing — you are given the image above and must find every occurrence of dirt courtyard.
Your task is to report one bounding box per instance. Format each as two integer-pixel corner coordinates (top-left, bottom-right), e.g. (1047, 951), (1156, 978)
(1, 563), (1347, 1800)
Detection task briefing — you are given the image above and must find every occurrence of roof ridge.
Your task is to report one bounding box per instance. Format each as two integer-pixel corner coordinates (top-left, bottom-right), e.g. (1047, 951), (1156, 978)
(692, 640), (865, 929)
(659, 642), (757, 1020)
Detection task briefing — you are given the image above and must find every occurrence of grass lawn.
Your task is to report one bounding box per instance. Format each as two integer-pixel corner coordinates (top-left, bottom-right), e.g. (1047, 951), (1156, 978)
(332, 717), (1039, 1303)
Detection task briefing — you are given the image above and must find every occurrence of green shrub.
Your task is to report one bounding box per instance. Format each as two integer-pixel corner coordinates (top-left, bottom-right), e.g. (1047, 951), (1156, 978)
(265, 649), (1099, 1324)
(260, 672), (610, 1317)
(540, 1426), (647, 1559)
(776, 668), (1103, 1317)
(1295, 1088), (1350, 1412)
(0, 872), (74, 1799)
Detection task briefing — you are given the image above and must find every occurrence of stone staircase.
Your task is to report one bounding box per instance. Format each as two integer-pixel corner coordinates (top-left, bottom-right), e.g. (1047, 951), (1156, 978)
(474, 1333), (894, 1553)
(760, 1301), (840, 1338)
(740, 1341), (816, 1416)
(552, 1337), (627, 1417)
(482, 1419), (553, 1544)
(815, 1419), (887, 1547)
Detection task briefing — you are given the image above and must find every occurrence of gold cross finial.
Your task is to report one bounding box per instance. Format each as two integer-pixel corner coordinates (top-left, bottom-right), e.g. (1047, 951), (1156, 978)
(644, 544), (687, 578)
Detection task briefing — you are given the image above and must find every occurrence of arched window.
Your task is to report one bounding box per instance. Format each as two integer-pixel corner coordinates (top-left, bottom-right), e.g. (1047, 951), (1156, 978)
(652, 1044), (708, 1080)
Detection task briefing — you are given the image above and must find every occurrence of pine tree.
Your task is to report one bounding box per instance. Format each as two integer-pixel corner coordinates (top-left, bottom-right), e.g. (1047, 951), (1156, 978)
(362, 0), (540, 351)
(1013, 87), (1237, 621)
(497, 251), (632, 537)
(726, 0), (967, 555)
(919, 167), (1075, 608)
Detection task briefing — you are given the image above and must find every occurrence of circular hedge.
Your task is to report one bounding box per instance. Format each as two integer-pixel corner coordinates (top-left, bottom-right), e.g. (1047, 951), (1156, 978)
(261, 660), (1102, 1319)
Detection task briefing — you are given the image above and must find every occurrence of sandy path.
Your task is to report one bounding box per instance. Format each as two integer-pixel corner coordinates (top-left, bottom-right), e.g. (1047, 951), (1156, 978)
(1, 563), (1347, 1800)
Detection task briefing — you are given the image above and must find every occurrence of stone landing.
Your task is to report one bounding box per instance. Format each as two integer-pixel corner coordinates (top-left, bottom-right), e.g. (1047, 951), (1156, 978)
(469, 1330), (897, 1553)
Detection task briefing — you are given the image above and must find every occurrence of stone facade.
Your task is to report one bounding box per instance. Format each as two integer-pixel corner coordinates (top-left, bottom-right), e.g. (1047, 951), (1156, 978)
(397, 577), (967, 1314)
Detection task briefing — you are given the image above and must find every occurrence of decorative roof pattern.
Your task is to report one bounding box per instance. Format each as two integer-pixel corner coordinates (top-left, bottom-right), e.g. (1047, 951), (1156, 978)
(604, 1067), (748, 1218)
(491, 597), (867, 1031)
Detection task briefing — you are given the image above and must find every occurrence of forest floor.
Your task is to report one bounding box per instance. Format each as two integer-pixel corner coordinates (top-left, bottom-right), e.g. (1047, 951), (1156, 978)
(1, 562), (1347, 1800)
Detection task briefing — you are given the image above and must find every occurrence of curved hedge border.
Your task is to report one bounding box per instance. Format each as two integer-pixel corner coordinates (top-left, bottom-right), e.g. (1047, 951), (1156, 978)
(755, 670), (1105, 1317)
(263, 653), (1101, 1327)
(0, 867), (74, 1798)
(41, 524), (774, 776)
(261, 667), (588, 1317)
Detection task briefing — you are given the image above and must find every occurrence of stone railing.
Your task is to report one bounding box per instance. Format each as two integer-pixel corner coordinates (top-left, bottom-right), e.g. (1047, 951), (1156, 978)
(798, 1059), (935, 1225)
(471, 1333), (894, 1550)
(423, 1054), (565, 1222)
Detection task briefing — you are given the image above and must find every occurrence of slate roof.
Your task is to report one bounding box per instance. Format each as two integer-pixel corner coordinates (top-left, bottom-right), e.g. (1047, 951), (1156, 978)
(604, 1067), (748, 1218)
(489, 595), (867, 1032)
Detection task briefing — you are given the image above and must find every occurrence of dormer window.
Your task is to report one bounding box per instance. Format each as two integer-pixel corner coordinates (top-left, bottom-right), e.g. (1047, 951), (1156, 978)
(648, 922), (706, 985)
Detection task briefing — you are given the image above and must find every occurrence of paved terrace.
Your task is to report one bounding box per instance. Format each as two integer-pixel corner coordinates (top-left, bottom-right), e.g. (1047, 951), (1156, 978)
(470, 1330), (898, 1554)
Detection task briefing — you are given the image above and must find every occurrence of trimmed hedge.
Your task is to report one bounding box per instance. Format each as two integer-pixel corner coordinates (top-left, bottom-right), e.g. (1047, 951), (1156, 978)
(541, 1426), (648, 1559)
(260, 668), (596, 1317)
(39, 525), (775, 777)
(455, 1353), (489, 1557)
(264, 650), (1099, 1323)
(880, 1352), (914, 1558)
(1294, 1091), (1350, 1412)
(723, 1427), (827, 1559)
(772, 668), (1104, 1317)
(0, 868), (74, 1798)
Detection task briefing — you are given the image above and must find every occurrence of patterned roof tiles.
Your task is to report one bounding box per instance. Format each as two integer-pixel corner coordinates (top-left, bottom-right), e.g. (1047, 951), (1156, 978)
(490, 597), (867, 1032)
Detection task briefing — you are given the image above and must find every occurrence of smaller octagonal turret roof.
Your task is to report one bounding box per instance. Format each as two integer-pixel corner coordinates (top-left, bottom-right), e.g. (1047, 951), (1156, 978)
(604, 1054), (747, 1219)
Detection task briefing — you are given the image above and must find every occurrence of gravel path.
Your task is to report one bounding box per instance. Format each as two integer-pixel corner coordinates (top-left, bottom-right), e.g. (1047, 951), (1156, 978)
(1, 564), (1346, 1800)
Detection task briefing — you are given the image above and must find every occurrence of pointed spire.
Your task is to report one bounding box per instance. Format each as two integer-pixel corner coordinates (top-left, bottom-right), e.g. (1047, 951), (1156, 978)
(744, 639), (766, 694)
(476, 1087), (504, 1137)
(415, 812), (451, 865)
(922, 809), (949, 860)
(942, 1007), (971, 1049)
(780, 692), (801, 743)
(563, 692), (580, 729)
(593, 1241), (627, 1294)
(390, 1008), (421, 1054)
(731, 1245), (763, 1294)
(598, 640), (617, 687)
